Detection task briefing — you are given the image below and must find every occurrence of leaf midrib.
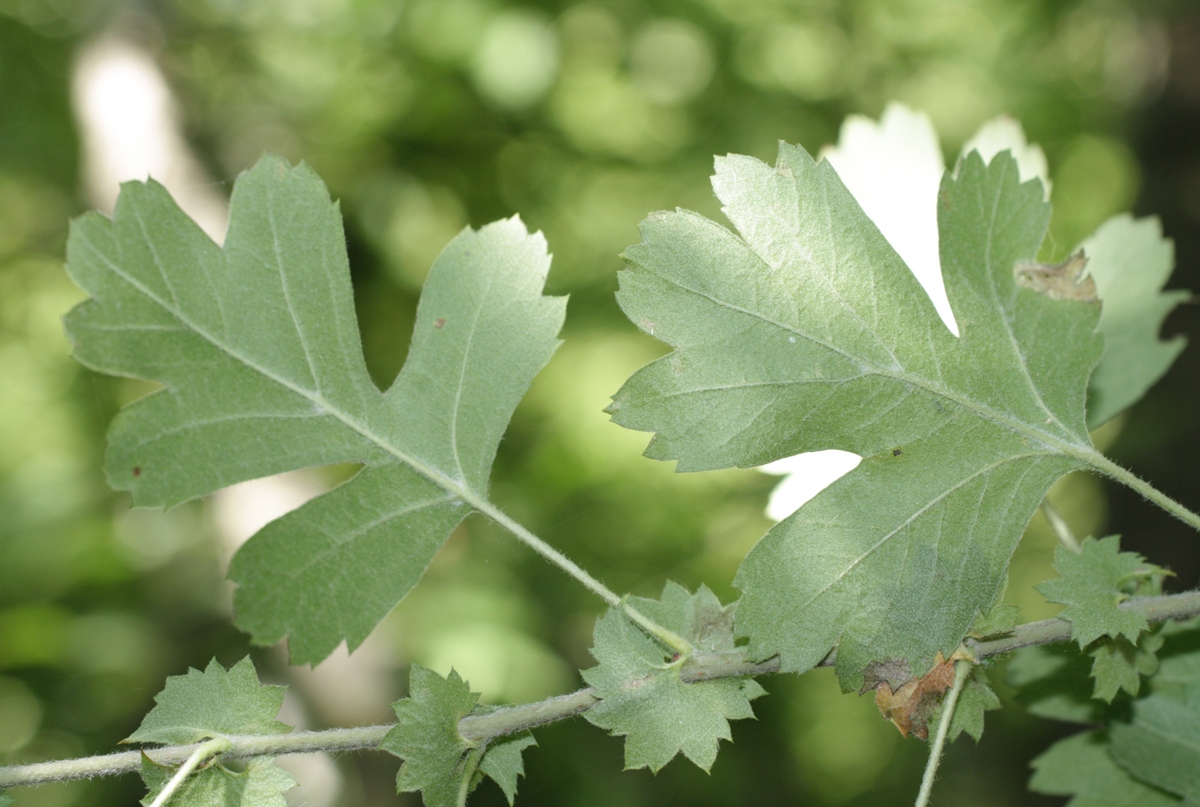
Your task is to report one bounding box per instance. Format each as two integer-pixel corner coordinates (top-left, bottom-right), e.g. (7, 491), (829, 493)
(642, 266), (1099, 467)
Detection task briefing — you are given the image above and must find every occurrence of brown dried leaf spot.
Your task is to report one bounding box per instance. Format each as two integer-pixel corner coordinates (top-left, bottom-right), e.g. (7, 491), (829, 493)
(1014, 251), (1097, 303)
(864, 650), (972, 739)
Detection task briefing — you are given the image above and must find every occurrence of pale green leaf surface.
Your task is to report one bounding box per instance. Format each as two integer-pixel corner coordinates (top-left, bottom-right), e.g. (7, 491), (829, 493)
(1083, 214), (1188, 428)
(0, 791), (11, 806)
(1030, 731), (1180, 807)
(126, 658), (290, 746)
(1110, 683), (1200, 805)
(930, 665), (1000, 743)
(140, 756), (296, 807)
(382, 666), (478, 807)
(381, 667), (535, 807)
(64, 156), (566, 664)
(610, 144), (1103, 689)
(1091, 632), (1163, 703)
(477, 732), (537, 805)
(582, 582), (764, 772)
(1036, 536), (1156, 647)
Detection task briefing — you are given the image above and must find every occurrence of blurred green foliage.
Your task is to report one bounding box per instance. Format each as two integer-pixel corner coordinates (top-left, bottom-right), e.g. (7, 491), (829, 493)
(0, 0), (1194, 805)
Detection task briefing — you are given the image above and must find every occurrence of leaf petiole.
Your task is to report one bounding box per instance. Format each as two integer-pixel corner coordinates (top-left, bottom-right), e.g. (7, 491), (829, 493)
(914, 660), (972, 807)
(146, 736), (231, 807)
(456, 746), (484, 807)
(1083, 451), (1200, 535)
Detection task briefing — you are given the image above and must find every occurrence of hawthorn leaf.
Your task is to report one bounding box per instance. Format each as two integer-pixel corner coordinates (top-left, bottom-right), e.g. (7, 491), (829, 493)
(382, 666), (536, 807)
(1083, 215), (1188, 428)
(382, 666), (478, 807)
(127, 658), (290, 746)
(1036, 536), (1161, 648)
(582, 582), (764, 772)
(139, 755), (296, 807)
(610, 143), (1105, 690)
(928, 665), (1000, 743)
(1091, 632), (1164, 703)
(1029, 731), (1180, 807)
(1109, 682), (1200, 804)
(64, 156), (565, 664)
(477, 732), (537, 806)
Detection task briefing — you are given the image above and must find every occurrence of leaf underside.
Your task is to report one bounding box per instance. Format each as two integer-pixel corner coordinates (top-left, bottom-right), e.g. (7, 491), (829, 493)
(1030, 731), (1181, 807)
(65, 156), (565, 664)
(140, 756), (296, 807)
(1036, 536), (1156, 648)
(610, 143), (1103, 690)
(582, 582), (765, 772)
(126, 658), (290, 746)
(1083, 214), (1187, 428)
(128, 658), (295, 807)
(381, 666), (536, 807)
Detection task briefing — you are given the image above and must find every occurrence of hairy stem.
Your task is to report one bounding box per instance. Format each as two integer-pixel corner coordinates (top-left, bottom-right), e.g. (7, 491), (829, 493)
(457, 746), (483, 807)
(914, 660), (971, 807)
(1086, 451), (1200, 533)
(2, 590), (1196, 791)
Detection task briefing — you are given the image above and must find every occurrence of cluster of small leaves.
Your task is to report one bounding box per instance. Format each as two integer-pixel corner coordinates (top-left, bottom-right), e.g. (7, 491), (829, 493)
(126, 658), (295, 807)
(581, 583), (764, 771)
(1024, 618), (1200, 806)
(1038, 535), (1168, 700)
(381, 667), (535, 807)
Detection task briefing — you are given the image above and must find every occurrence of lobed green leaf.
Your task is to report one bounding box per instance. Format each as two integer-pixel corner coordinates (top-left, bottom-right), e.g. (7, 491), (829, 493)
(381, 666), (536, 807)
(582, 582), (764, 772)
(126, 658), (290, 746)
(65, 156), (566, 664)
(1109, 682), (1200, 804)
(611, 142), (1104, 690)
(1030, 731), (1180, 807)
(139, 755), (296, 807)
(1037, 536), (1161, 648)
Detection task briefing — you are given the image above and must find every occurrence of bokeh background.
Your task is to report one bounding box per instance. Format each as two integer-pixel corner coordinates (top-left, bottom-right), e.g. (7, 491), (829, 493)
(1, 0), (1198, 805)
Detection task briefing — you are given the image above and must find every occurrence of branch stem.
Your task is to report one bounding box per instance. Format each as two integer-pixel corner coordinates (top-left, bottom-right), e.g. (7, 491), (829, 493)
(914, 660), (971, 807)
(2, 591), (1196, 792)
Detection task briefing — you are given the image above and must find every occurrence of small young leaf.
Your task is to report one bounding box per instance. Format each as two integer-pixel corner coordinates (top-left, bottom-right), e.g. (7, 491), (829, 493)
(381, 667), (536, 807)
(968, 597), (1020, 640)
(65, 156), (566, 664)
(127, 658), (291, 746)
(382, 666), (478, 807)
(1037, 536), (1161, 647)
(1109, 682), (1200, 804)
(1030, 731), (1180, 806)
(477, 733), (537, 806)
(582, 582), (765, 772)
(1090, 632), (1164, 703)
(931, 665), (1000, 743)
(610, 143), (1108, 691)
(140, 754), (296, 807)
(1082, 214), (1188, 428)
